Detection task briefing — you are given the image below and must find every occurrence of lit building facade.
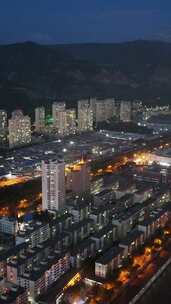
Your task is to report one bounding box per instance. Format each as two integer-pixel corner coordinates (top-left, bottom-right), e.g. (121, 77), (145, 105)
(57, 110), (67, 135)
(66, 160), (90, 194)
(52, 102), (66, 131)
(42, 159), (66, 211)
(66, 109), (77, 134)
(0, 109), (7, 144)
(0, 217), (18, 235)
(95, 98), (116, 123)
(8, 111), (31, 148)
(77, 100), (93, 132)
(120, 101), (132, 122)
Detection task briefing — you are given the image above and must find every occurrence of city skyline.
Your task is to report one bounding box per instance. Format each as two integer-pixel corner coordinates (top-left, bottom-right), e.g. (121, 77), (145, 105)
(1, 2), (171, 303)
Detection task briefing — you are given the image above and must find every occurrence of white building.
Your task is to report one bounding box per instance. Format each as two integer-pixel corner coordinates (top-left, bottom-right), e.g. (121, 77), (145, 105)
(89, 97), (97, 121)
(77, 100), (93, 132)
(8, 111), (31, 148)
(42, 159), (66, 211)
(120, 101), (132, 122)
(35, 107), (45, 132)
(52, 102), (66, 131)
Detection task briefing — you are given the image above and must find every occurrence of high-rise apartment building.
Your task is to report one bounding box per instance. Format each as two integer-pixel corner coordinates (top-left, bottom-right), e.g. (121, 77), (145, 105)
(66, 109), (77, 134)
(0, 109), (7, 144)
(8, 111), (31, 148)
(66, 160), (90, 194)
(94, 98), (116, 123)
(78, 100), (93, 132)
(35, 107), (45, 132)
(89, 97), (97, 122)
(42, 159), (66, 211)
(52, 102), (66, 130)
(57, 110), (67, 135)
(120, 101), (132, 122)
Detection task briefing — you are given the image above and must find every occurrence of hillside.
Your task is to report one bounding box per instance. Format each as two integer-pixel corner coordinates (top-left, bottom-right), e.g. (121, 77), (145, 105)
(0, 40), (171, 114)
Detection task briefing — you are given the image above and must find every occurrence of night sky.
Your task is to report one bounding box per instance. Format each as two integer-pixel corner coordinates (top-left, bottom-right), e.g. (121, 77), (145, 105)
(1, 0), (171, 44)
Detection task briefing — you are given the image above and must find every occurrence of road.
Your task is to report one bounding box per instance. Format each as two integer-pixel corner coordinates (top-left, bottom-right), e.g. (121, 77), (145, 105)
(138, 263), (171, 304)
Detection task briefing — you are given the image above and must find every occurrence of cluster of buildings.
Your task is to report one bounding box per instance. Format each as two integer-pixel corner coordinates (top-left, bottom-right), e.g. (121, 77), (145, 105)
(142, 105), (171, 121)
(0, 98), (143, 149)
(0, 152), (170, 303)
(0, 100), (171, 149)
(139, 105), (171, 134)
(0, 109), (31, 149)
(95, 205), (169, 279)
(0, 98), (171, 303)
(35, 98), (141, 135)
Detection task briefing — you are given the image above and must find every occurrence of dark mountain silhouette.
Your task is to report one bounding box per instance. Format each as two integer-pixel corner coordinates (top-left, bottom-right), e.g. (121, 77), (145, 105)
(0, 40), (171, 114)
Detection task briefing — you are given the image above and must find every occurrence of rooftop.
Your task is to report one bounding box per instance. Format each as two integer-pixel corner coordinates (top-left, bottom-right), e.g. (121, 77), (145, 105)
(91, 224), (115, 239)
(119, 229), (144, 246)
(96, 246), (123, 265)
(0, 280), (26, 303)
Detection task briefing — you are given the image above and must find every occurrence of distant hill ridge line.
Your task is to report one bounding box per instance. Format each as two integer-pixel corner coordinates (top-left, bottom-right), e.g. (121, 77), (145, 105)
(0, 39), (171, 114)
(1, 39), (171, 46)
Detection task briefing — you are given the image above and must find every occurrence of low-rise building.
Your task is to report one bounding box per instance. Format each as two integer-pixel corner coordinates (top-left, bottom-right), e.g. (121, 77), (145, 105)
(71, 239), (96, 268)
(91, 224), (116, 251)
(90, 206), (110, 231)
(0, 279), (27, 304)
(66, 219), (92, 245)
(0, 242), (27, 280)
(138, 208), (169, 239)
(119, 229), (145, 258)
(112, 204), (142, 238)
(0, 217), (18, 235)
(16, 221), (51, 247)
(50, 212), (72, 236)
(18, 252), (70, 301)
(95, 246), (123, 278)
(68, 201), (90, 223)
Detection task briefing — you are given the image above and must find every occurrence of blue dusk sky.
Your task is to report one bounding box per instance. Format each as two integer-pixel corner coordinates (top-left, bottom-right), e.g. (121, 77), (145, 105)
(0, 0), (171, 43)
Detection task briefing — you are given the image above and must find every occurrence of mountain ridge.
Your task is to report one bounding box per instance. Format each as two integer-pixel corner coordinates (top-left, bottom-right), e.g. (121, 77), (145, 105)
(0, 40), (171, 114)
